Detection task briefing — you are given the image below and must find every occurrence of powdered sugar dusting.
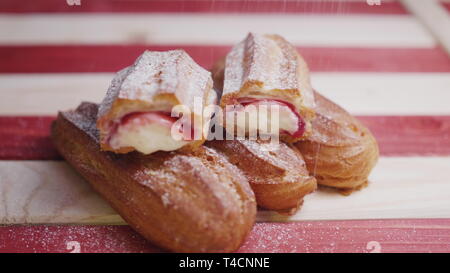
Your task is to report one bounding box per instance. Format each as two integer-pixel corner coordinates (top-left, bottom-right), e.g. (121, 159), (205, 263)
(0, 225), (161, 253)
(223, 33), (311, 96)
(2, 220), (450, 253)
(238, 139), (311, 183)
(98, 50), (212, 120)
(98, 66), (132, 119)
(62, 102), (100, 143)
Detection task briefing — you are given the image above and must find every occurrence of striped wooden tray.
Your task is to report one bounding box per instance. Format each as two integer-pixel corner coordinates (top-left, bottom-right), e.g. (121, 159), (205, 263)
(1, 0), (450, 253)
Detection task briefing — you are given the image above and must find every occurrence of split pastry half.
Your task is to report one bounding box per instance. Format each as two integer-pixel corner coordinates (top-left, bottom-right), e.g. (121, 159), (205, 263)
(294, 92), (379, 195)
(207, 138), (317, 214)
(52, 102), (256, 253)
(97, 50), (215, 155)
(216, 33), (315, 142)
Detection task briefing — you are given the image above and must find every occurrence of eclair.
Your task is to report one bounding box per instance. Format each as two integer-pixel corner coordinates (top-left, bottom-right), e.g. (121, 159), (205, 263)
(97, 50), (215, 155)
(216, 33), (315, 142)
(294, 92), (379, 195)
(207, 138), (317, 214)
(52, 102), (256, 253)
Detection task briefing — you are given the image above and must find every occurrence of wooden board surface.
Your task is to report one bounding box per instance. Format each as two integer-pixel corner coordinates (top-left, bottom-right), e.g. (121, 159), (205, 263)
(1, 157), (450, 224)
(2, 219), (450, 253)
(0, 14), (434, 47)
(3, 115), (450, 160)
(1, 72), (450, 115)
(1, 0), (450, 253)
(2, 45), (449, 73)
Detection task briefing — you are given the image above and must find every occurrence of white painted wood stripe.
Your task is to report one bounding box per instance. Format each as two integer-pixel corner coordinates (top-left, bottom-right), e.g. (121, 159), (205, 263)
(0, 14), (435, 47)
(401, 0), (450, 55)
(1, 72), (449, 116)
(0, 74), (110, 116)
(311, 72), (450, 115)
(1, 156), (449, 224)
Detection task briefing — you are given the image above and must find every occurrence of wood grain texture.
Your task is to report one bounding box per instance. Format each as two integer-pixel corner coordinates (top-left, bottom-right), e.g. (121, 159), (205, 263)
(2, 116), (450, 160)
(2, 72), (450, 115)
(1, 46), (449, 73)
(0, 161), (122, 225)
(2, 219), (450, 253)
(0, 14), (434, 47)
(0, 0), (408, 14)
(1, 157), (450, 224)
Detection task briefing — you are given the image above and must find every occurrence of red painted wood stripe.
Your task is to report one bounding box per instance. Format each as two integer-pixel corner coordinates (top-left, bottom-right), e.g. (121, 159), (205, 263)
(0, 116), (61, 160)
(0, 0), (408, 14)
(1, 116), (450, 160)
(1, 219), (449, 253)
(359, 116), (450, 156)
(442, 2), (450, 13)
(1, 46), (449, 73)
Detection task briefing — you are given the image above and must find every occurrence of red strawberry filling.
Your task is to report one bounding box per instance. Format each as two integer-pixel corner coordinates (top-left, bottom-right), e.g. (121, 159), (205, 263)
(120, 111), (176, 128)
(106, 111), (193, 154)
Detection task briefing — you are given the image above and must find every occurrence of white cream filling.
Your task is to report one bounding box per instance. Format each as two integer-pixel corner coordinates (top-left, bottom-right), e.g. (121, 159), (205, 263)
(278, 106), (299, 134)
(226, 102), (299, 136)
(109, 121), (188, 154)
